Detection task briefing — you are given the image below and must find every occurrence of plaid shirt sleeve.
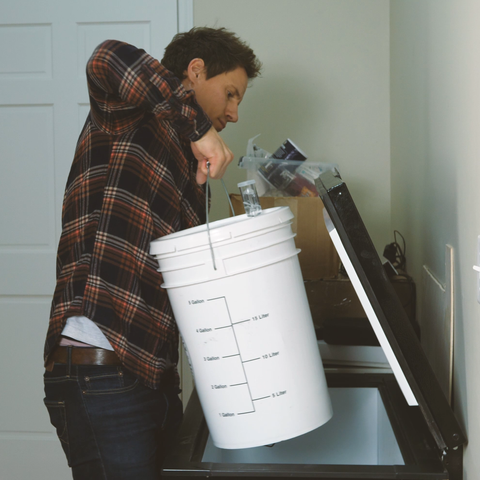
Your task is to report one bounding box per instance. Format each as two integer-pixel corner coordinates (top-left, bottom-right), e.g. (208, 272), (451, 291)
(86, 39), (212, 140)
(45, 40), (212, 389)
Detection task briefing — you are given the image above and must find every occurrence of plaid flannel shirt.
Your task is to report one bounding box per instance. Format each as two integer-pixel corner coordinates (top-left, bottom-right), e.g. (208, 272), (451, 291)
(44, 40), (212, 389)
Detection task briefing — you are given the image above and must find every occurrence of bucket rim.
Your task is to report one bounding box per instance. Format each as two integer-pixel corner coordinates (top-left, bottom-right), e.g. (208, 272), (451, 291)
(150, 206), (294, 257)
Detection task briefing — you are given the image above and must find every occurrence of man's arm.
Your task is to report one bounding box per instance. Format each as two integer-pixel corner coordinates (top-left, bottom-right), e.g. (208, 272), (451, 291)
(86, 40), (212, 140)
(87, 40), (232, 183)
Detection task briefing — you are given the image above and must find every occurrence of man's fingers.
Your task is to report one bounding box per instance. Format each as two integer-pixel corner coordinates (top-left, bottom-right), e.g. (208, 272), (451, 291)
(191, 127), (234, 183)
(196, 158), (208, 184)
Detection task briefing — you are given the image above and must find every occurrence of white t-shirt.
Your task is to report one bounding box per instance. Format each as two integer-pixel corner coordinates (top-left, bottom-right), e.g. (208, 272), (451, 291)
(61, 316), (114, 350)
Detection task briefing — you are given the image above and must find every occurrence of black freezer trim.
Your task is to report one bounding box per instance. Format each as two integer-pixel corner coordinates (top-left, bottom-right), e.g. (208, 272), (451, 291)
(162, 374), (452, 479)
(314, 171), (467, 451)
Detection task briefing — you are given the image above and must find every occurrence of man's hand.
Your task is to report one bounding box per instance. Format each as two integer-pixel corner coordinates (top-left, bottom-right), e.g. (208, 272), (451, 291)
(191, 126), (234, 184)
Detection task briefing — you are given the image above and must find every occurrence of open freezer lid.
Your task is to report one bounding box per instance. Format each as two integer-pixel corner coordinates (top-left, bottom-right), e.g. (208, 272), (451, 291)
(315, 171), (466, 452)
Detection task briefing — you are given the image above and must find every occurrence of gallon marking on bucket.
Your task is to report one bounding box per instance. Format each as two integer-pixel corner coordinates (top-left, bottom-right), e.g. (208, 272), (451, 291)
(191, 294), (278, 416)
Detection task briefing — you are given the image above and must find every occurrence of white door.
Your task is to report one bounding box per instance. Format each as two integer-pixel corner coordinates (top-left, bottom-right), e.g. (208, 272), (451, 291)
(0, 1), (192, 478)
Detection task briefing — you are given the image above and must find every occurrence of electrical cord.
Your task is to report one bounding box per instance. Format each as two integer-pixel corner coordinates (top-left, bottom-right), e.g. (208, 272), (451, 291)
(384, 230), (407, 271)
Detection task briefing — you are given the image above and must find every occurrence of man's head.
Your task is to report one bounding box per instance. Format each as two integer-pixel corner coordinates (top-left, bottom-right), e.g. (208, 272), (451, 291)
(162, 27), (262, 132)
(162, 27), (261, 81)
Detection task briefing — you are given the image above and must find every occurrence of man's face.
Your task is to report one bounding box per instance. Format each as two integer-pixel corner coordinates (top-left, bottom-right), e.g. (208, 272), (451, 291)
(190, 66), (249, 132)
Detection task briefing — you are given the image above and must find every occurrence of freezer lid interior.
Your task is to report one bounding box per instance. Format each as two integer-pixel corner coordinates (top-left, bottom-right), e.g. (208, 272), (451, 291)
(314, 171), (466, 452)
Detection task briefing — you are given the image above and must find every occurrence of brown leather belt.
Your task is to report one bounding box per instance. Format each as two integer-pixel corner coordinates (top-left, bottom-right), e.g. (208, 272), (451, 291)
(47, 346), (122, 369)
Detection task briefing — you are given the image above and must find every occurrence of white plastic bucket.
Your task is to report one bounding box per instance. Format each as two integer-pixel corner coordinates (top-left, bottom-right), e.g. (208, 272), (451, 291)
(150, 207), (332, 449)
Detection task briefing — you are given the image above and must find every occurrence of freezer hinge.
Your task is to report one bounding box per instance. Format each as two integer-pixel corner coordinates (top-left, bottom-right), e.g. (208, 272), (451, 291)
(442, 445), (463, 480)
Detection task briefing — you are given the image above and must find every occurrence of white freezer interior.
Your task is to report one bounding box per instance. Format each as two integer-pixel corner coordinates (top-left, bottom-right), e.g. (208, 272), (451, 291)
(202, 387), (404, 465)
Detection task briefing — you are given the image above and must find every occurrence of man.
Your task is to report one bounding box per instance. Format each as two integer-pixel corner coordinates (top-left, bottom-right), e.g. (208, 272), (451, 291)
(43, 27), (261, 480)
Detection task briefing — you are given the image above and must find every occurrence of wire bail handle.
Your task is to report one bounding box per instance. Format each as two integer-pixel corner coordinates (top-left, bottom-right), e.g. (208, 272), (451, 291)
(205, 162), (236, 271)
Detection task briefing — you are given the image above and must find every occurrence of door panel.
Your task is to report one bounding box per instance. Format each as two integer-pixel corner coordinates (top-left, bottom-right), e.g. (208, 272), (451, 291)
(0, 1), (191, 478)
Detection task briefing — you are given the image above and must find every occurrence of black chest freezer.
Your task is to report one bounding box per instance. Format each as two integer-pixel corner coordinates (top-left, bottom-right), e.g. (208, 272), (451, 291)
(161, 171), (467, 480)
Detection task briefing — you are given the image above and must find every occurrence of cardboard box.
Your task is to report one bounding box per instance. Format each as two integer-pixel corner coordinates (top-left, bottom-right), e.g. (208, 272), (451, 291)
(230, 195), (340, 280)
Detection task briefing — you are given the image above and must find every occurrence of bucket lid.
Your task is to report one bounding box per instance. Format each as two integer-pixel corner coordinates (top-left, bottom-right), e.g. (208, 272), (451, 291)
(314, 171), (466, 453)
(150, 206), (294, 257)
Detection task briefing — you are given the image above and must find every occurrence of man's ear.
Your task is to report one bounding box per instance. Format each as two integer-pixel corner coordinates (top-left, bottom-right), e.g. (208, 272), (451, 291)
(186, 58), (206, 85)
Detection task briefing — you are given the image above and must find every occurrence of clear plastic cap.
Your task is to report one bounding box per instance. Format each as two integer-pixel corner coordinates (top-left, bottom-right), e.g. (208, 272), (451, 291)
(238, 180), (262, 217)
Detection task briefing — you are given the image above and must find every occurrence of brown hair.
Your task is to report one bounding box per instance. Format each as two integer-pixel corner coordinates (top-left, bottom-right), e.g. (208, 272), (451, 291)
(162, 27), (262, 80)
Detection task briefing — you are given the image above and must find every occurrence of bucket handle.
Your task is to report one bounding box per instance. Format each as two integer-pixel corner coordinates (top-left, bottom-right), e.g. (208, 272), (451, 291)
(205, 162), (236, 271)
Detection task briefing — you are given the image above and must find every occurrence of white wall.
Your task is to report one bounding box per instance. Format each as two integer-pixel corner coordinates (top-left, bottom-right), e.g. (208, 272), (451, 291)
(390, 1), (480, 477)
(194, 0), (391, 254)
(196, 0), (480, 477)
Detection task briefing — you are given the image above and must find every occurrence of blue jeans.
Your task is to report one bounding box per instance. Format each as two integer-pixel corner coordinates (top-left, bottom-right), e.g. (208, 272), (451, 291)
(44, 362), (183, 479)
